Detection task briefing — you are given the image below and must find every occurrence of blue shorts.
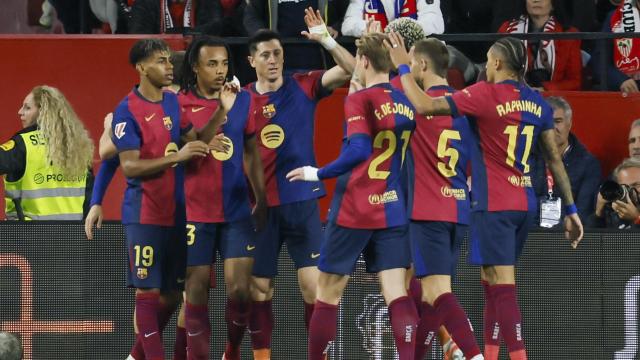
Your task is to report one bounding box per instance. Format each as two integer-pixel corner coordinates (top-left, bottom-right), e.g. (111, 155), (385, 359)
(186, 217), (256, 267)
(410, 221), (467, 277)
(319, 221), (410, 275)
(252, 200), (323, 278)
(125, 223), (187, 291)
(469, 211), (534, 266)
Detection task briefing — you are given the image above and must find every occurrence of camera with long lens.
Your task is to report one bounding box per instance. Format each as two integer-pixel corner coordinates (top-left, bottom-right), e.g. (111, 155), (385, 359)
(600, 180), (634, 202)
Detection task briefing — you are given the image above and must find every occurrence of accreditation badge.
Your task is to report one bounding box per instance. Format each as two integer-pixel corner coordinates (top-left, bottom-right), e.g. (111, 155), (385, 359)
(540, 196), (561, 228)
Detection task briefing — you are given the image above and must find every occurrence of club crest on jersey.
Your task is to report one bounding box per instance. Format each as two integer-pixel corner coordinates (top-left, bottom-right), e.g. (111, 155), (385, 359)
(137, 268), (148, 280)
(163, 116), (173, 130)
(260, 124), (285, 149)
(262, 104), (276, 118)
(114, 122), (127, 139)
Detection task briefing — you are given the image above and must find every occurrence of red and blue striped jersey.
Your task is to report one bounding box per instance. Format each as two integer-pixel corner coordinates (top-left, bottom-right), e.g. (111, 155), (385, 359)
(179, 89), (255, 223)
(111, 88), (192, 225)
(246, 71), (330, 207)
(392, 79), (471, 224)
(445, 80), (554, 212)
(328, 83), (416, 229)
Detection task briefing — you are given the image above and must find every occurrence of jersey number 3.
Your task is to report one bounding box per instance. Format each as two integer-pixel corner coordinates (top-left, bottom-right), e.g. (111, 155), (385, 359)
(368, 130), (411, 180)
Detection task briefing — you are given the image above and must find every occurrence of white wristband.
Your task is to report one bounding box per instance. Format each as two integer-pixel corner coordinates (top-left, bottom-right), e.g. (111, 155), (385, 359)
(309, 24), (337, 51)
(303, 166), (320, 181)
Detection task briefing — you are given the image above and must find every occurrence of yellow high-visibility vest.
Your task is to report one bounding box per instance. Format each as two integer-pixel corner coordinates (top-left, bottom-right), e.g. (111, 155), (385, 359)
(4, 130), (86, 220)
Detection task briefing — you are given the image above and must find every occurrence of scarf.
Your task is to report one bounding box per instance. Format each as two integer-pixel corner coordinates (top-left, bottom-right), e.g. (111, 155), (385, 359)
(160, 0), (195, 32)
(363, 0), (417, 31)
(505, 15), (557, 77)
(611, 0), (640, 76)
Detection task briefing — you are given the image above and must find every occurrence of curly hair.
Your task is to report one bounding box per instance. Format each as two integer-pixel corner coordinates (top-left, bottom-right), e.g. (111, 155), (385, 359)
(384, 18), (425, 50)
(31, 86), (94, 176)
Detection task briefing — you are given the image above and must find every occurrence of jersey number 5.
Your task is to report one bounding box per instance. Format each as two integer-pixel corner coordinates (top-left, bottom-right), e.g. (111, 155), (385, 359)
(504, 125), (534, 173)
(368, 130), (411, 180)
(437, 130), (461, 178)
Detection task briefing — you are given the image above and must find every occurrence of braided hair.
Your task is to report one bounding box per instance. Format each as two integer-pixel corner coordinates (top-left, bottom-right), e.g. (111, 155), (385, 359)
(491, 36), (527, 82)
(181, 36), (234, 92)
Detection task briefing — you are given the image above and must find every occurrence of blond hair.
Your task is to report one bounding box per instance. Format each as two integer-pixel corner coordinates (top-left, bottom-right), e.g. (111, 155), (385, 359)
(31, 86), (94, 176)
(356, 33), (393, 73)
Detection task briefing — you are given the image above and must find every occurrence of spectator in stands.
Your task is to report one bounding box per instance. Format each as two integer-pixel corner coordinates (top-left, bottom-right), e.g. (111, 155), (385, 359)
(530, 97), (601, 227)
(589, 157), (640, 229)
(2, 86), (94, 221)
(341, 0), (442, 37)
(89, 0), (119, 33)
(0, 332), (22, 360)
(243, 2), (347, 71)
(593, 0), (640, 93)
(629, 119), (640, 159)
(499, 0), (582, 90)
(48, 0), (102, 33)
(129, 0), (246, 36)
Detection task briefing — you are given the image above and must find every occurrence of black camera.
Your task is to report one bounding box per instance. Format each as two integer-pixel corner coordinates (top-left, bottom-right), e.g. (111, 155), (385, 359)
(600, 180), (632, 202)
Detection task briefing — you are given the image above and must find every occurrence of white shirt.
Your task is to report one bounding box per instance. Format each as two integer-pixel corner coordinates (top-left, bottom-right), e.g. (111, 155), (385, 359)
(341, 0), (444, 37)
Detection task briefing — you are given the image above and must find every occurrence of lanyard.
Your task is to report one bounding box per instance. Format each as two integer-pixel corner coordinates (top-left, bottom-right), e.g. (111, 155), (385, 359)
(546, 167), (554, 198)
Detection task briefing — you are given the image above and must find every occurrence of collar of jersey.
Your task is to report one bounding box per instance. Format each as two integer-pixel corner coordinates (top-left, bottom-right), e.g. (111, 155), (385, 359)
(133, 86), (165, 104)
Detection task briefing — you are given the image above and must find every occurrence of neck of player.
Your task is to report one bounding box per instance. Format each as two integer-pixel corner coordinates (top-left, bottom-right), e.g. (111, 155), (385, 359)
(196, 81), (221, 100)
(138, 78), (164, 102)
(364, 73), (390, 88)
(255, 76), (284, 94)
(421, 72), (448, 90)
(494, 71), (519, 84)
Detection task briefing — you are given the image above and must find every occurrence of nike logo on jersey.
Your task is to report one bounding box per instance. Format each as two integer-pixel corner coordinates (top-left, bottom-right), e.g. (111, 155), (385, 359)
(246, 245), (256, 251)
(311, 253), (320, 259)
(313, 188), (320, 192)
(176, 278), (185, 284)
(144, 331), (158, 338)
(188, 331), (204, 337)
(145, 113), (156, 122)
(191, 107), (206, 113)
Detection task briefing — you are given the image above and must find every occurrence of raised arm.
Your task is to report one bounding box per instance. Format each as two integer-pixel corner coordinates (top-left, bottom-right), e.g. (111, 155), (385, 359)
(539, 129), (584, 246)
(384, 31), (451, 116)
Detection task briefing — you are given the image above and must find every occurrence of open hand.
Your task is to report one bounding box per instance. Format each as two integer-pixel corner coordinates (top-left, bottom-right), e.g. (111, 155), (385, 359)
(383, 31), (411, 69)
(286, 166), (319, 182)
(564, 213), (584, 249)
(85, 205), (103, 240)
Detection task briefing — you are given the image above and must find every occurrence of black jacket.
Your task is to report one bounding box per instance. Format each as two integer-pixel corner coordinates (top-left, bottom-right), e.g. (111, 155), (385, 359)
(530, 133), (602, 227)
(129, 0), (246, 36)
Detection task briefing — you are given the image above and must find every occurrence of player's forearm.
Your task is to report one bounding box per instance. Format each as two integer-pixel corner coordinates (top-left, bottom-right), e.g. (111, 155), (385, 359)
(90, 158), (119, 206)
(399, 74), (438, 115)
(327, 45), (355, 75)
(99, 129), (117, 160)
(120, 154), (179, 178)
(197, 106), (228, 144)
(244, 141), (267, 204)
(318, 136), (371, 179)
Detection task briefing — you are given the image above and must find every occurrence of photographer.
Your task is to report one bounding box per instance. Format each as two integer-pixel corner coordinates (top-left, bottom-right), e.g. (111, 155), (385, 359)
(589, 158), (640, 229)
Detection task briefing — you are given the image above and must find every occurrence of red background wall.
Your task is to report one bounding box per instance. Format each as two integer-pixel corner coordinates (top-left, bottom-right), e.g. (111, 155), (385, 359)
(1, 36), (639, 220)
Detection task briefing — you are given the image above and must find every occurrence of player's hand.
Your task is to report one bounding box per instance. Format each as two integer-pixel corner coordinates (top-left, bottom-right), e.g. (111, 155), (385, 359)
(252, 198), (268, 232)
(208, 133), (230, 153)
(301, 7), (338, 50)
(220, 82), (240, 112)
(563, 213), (583, 249)
(177, 140), (210, 161)
(621, 78), (639, 95)
(286, 166), (320, 182)
(85, 205), (103, 240)
(383, 31), (411, 69)
(612, 194), (640, 222)
(364, 16), (382, 35)
(594, 193), (606, 218)
(103, 113), (113, 130)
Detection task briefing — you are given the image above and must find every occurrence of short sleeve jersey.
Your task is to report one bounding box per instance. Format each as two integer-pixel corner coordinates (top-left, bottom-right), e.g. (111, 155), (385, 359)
(179, 89), (255, 223)
(328, 83), (416, 229)
(246, 71), (330, 207)
(111, 88), (192, 225)
(445, 80), (554, 212)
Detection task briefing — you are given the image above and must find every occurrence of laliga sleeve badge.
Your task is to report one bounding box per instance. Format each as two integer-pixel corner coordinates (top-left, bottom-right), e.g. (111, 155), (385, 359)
(540, 196), (561, 228)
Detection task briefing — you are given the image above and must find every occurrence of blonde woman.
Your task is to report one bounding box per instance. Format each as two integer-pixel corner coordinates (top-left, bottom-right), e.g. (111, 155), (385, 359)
(2, 85), (94, 220)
